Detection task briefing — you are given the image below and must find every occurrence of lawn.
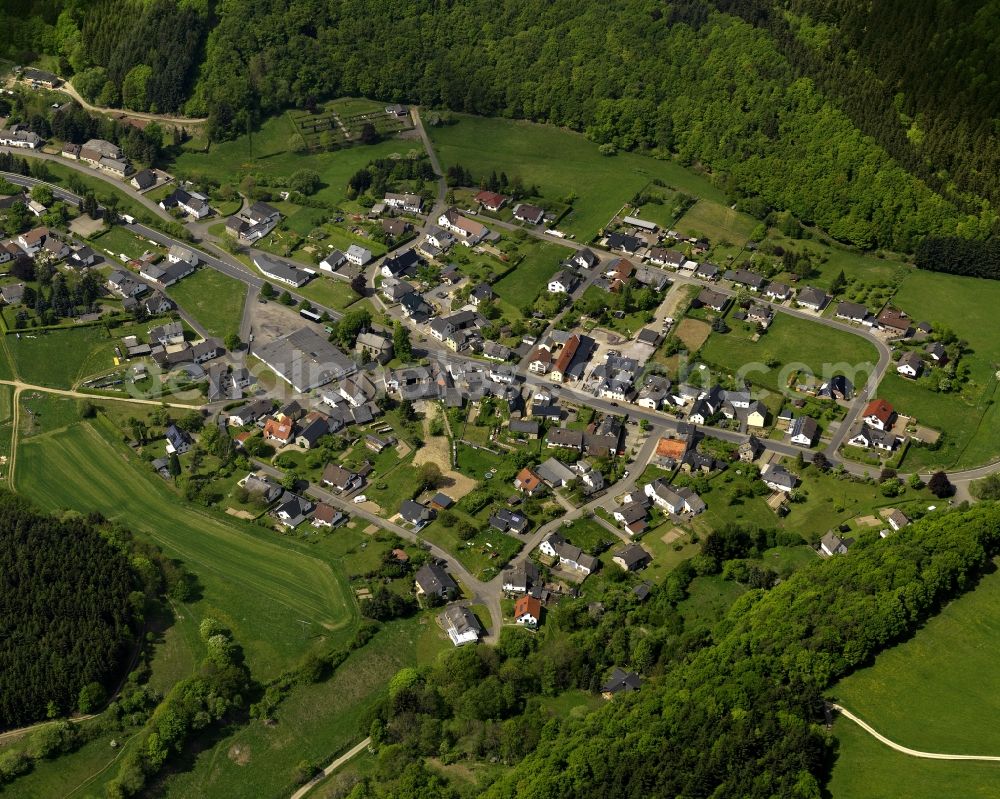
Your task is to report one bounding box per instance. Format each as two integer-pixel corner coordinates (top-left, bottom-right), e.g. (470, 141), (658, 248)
(5, 324), (114, 388)
(160, 615), (447, 799)
(828, 715), (1000, 799)
(699, 313), (879, 395)
(15, 413), (358, 678)
(674, 198), (757, 245)
(834, 564), (1000, 755)
(884, 269), (1000, 470)
(30, 160), (154, 223)
(90, 224), (159, 261)
(429, 114), (726, 240)
(170, 112), (425, 210)
(492, 239), (567, 313)
(166, 267), (248, 339)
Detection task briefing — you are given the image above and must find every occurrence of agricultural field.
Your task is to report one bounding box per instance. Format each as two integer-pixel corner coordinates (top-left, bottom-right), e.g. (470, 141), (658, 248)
(830, 565), (1000, 797)
(5, 324), (114, 388)
(170, 113), (425, 210)
(166, 267), (248, 339)
(429, 114), (726, 240)
(885, 270), (1000, 470)
(828, 715), (1000, 799)
(699, 313), (879, 394)
(15, 412), (358, 678)
(834, 565), (1000, 754)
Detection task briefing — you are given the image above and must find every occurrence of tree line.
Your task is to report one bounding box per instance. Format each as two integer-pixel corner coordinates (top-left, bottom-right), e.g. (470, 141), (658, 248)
(10, 1), (998, 252)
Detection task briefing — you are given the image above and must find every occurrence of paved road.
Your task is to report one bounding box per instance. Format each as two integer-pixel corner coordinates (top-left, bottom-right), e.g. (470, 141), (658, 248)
(0, 147), (177, 223)
(289, 736), (371, 799)
(833, 705), (1000, 762)
(250, 461), (504, 642)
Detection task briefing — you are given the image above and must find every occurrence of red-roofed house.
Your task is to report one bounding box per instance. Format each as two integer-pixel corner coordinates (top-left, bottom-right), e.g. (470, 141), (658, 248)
(474, 190), (507, 212)
(263, 417), (295, 443)
(863, 399), (896, 431)
(514, 467), (545, 496)
(550, 335), (580, 383)
(514, 594), (542, 627)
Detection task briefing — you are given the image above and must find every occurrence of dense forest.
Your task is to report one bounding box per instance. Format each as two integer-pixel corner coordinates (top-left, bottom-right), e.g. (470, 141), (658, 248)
(7, 0), (999, 252)
(0, 492), (140, 728)
(341, 504), (1000, 798)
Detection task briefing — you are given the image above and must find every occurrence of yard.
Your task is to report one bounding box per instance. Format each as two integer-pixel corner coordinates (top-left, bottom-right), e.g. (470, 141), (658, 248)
(90, 224), (159, 261)
(674, 198), (757, 246)
(15, 411), (358, 679)
(429, 114), (727, 240)
(699, 313), (879, 394)
(829, 563), (1000, 797)
(166, 267), (248, 339)
(491, 239), (567, 314)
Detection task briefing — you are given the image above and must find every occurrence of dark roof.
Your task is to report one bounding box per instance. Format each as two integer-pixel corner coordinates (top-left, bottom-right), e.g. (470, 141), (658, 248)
(602, 667), (642, 694)
(415, 562), (456, 596)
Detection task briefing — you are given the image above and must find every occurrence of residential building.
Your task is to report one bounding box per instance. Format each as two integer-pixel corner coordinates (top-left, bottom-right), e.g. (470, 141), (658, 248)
(790, 416), (819, 447)
(415, 562), (457, 599)
(400, 499), (435, 529)
(515, 467), (546, 496)
(383, 192), (423, 213)
(438, 207), (489, 245)
(502, 560), (540, 594)
(514, 594), (543, 627)
(820, 532), (853, 556)
(897, 350), (924, 378)
(762, 464), (797, 493)
(273, 492), (314, 528)
(474, 190), (507, 211)
(848, 424), (899, 452)
(796, 286), (829, 311)
(601, 668), (641, 698)
(513, 203), (545, 225)
(862, 399), (896, 431)
(253, 254), (310, 287)
(613, 543), (651, 572)
(164, 424), (191, 455)
(696, 288), (729, 312)
(0, 124), (43, 149)
(311, 503), (345, 528)
(440, 604), (482, 645)
(538, 533), (599, 575)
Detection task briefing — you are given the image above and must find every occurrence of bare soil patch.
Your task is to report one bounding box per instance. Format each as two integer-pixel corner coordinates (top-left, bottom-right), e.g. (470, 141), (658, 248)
(228, 744), (251, 766)
(675, 318), (712, 351)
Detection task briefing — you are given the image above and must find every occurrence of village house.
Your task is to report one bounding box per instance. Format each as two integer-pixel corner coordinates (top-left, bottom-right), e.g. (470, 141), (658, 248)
(0, 124), (43, 149)
(514, 594), (543, 627)
(796, 286), (829, 311)
(514, 466), (546, 496)
(311, 503), (345, 529)
(415, 562), (457, 600)
(696, 288), (729, 313)
(440, 604), (482, 646)
(762, 464), (798, 493)
(438, 207), (490, 245)
(613, 543), (652, 572)
(820, 532), (854, 556)
(383, 192), (423, 213)
(538, 533), (599, 575)
(863, 398), (896, 431)
(474, 190), (507, 212)
(602, 668), (641, 698)
(513, 203), (545, 225)
(897, 350), (924, 378)
(226, 201), (281, 243)
(502, 560), (540, 594)
(644, 478), (706, 515)
(789, 415), (819, 447)
(164, 424), (192, 455)
(877, 307), (912, 337)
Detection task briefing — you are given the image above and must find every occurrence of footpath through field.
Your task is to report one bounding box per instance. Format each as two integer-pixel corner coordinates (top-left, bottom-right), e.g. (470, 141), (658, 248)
(834, 705), (1000, 762)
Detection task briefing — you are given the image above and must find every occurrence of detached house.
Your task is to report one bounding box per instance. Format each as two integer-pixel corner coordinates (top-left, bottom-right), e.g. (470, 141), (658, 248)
(164, 424), (192, 455)
(762, 464), (798, 493)
(438, 207), (489, 245)
(789, 416), (819, 447)
(863, 399), (896, 431)
(440, 605), (482, 646)
(848, 424), (900, 452)
(796, 286), (829, 311)
(613, 544), (651, 572)
(538, 533), (599, 575)
(415, 562), (457, 600)
(474, 190), (507, 212)
(897, 351), (923, 378)
(514, 595), (543, 627)
(513, 203), (545, 225)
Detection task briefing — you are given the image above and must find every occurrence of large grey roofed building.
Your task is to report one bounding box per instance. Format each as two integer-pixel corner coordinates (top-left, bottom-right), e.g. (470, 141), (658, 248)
(254, 327), (356, 393)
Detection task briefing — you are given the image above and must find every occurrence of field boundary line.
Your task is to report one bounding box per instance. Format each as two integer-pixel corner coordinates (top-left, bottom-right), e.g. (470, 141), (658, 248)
(834, 704), (1000, 762)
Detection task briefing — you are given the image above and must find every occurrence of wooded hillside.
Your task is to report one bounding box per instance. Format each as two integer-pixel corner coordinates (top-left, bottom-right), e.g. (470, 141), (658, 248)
(0, 493), (139, 728)
(6, 1), (998, 252)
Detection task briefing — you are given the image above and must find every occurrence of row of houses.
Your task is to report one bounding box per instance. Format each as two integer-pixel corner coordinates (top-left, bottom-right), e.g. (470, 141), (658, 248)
(61, 138), (131, 178)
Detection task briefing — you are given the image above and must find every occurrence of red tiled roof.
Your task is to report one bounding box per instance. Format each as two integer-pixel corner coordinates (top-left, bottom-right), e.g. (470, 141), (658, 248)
(863, 399), (895, 423)
(553, 335), (580, 375)
(514, 594), (542, 620)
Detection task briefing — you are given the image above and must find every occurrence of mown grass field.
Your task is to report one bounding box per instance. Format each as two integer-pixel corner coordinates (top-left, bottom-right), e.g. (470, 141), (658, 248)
(834, 564), (1000, 754)
(886, 270), (1000, 470)
(699, 313), (879, 394)
(91, 224), (158, 261)
(170, 113), (425, 209)
(428, 114), (726, 239)
(5, 325), (112, 388)
(828, 716), (1000, 798)
(15, 413), (358, 678)
(674, 198), (757, 244)
(492, 239), (566, 311)
(161, 615), (447, 799)
(166, 267), (248, 339)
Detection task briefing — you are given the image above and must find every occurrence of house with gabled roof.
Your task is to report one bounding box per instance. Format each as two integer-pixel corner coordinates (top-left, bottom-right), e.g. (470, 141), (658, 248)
(440, 604), (481, 645)
(863, 399), (896, 431)
(415, 562), (457, 599)
(514, 594), (543, 627)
